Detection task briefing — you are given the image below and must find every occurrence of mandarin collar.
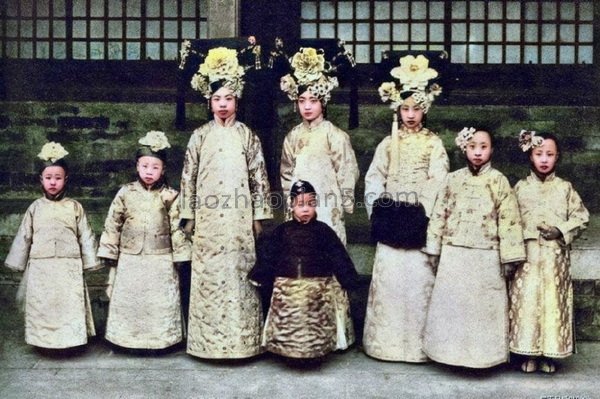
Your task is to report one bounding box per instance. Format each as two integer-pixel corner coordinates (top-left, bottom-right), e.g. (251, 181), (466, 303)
(43, 189), (67, 201)
(399, 123), (424, 136)
(302, 114), (325, 129)
(467, 161), (492, 176)
(135, 178), (165, 191)
(529, 170), (556, 183)
(213, 113), (237, 127)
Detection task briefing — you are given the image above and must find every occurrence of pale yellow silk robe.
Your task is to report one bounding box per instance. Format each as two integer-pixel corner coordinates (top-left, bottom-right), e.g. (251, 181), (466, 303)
(280, 116), (359, 245)
(180, 118), (272, 359)
(423, 163), (526, 368)
(98, 181), (190, 349)
(363, 125), (449, 362)
(5, 197), (99, 349)
(509, 172), (589, 358)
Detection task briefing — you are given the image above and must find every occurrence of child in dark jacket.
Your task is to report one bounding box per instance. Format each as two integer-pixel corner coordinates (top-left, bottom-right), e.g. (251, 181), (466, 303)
(249, 180), (359, 359)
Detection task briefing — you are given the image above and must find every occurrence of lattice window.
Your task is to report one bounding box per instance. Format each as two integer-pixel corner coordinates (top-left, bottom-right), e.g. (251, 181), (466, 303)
(1, 0), (208, 60)
(300, 0), (594, 64)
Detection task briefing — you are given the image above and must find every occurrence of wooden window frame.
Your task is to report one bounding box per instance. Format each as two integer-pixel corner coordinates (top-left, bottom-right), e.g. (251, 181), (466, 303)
(0, 0), (599, 106)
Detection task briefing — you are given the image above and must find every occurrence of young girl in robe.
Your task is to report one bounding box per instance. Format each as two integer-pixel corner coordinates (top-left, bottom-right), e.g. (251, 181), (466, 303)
(98, 131), (190, 350)
(249, 180), (359, 359)
(279, 47), (359, 349)
(180, 47), (272, 359)
(423, 128), (526, 368)
(509, 131), (589, 373)
(5, 142), (99, 350)
(363, 54), (448, 362)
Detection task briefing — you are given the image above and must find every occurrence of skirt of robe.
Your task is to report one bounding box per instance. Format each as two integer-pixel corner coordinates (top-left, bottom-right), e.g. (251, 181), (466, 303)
(509, 239), (574, 358)
(105, 253), (182, 349)
(362, 244), (434, 362)
(23, 257), (95, 349)
(262, 277), (353, 358)
(423, 245), (509, 368)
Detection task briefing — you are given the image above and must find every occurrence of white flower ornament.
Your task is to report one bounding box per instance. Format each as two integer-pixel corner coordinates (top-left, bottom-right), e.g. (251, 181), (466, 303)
(455, 127), (477, 152)
(139, 131), (171, 152)
(38, 142), (69, 162)
(390, 55), (438, 92)
(518, 130), (544, 152)
(379, 54), (441, 112)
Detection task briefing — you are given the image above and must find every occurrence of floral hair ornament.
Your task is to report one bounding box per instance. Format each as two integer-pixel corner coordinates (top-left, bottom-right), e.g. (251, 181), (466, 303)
(379, 54), (442, 113)
(137, 131), (171, 162)
(139, 130), (171, 152)
(455, 127), (477, 153)
(38, 142), (69, 163)
(190, 47), (245, 99)
(518, 129), (544, 152)
(280, 47), (339, 105)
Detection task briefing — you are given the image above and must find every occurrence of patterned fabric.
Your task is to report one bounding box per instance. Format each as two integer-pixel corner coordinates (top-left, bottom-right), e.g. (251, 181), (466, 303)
(362, 125), (448, 362)
(180, 119), (272, 359)
(5, 197), (99, 348)
(424, 163), (526, 264)
(280, 117), (359, 245)
(105, 253), (182, 349)
(263, 277), (336, 358)
(98, 181), (190, 261)
(423, 164), (526, 368)
(98, 181), (189, 349)
(364, 125), (448, 218)
(509, 172), (589, 358)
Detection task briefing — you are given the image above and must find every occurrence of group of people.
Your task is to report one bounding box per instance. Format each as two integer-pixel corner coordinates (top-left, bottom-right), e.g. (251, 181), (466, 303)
(5, 49), (589, 375)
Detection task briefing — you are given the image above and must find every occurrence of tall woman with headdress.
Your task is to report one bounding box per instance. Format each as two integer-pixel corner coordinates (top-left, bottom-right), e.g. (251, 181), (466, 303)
(179, 48), (272, 359)
(363, 55), (449, 362)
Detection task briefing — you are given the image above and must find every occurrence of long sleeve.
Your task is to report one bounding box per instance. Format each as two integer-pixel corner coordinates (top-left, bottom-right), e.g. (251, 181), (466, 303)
(4, 204), (34, 271)
(424, 177), (449, 256)
(364, 138), (390, 218)
(247, 129), (273, 220)
(496, 177), (526, 264)
(179, 130), (201, 220)
(420, 139), (449, 217)
(248, 228), (279, 287)
(280, 133), (295, 198)
(97, 188), (127, 260)
(556, 183), (589, 245)
(169, 193), (192, 262)
(329, 129), (360, 214)
(77, 205), (101, 270)
(322, 224), (359, 290)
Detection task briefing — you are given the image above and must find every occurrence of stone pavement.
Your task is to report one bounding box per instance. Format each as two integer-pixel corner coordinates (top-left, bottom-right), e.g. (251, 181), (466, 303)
(1, 289), (598, 399)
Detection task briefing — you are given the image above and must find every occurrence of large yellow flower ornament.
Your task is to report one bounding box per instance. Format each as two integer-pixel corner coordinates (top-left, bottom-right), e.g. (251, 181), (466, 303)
(191, 47), (245, 98)
(290, 47), (326, 85)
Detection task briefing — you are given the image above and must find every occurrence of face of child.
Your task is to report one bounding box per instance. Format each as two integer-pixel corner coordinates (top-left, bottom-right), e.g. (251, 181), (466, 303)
(399, 96), (424, 129)
(211, 86), (237, 121)
(466, 131), (493, 167)
(292, 193), (317, 224)
(136, 156), (164, 187)
(530, 138), (558, 176)
(298, 90), (323, 123)
(40, 165), (67, 196)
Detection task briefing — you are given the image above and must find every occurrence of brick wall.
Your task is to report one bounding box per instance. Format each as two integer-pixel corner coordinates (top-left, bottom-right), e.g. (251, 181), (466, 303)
(1, 101), (598, 339)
